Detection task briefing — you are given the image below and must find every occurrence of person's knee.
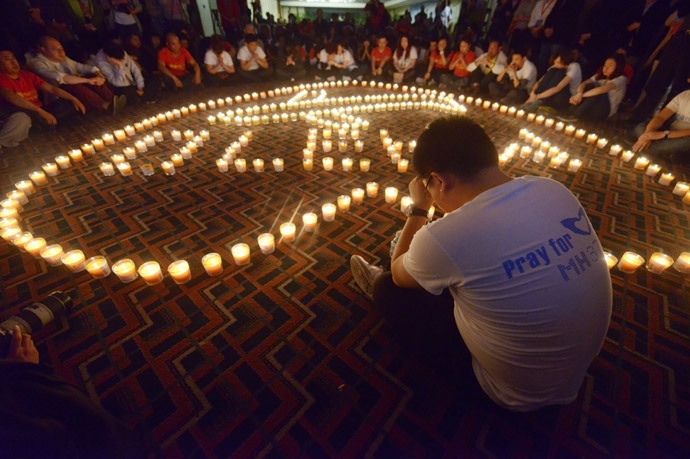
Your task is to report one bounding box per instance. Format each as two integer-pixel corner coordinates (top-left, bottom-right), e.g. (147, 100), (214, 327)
(372, 271), (396, 308)
(10, 112), (32, 130)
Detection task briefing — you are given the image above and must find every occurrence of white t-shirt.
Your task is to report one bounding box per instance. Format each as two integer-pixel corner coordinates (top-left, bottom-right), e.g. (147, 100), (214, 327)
(511, 58), (537, 89)
(319, 49), (356, 69)
(594, 75), (626, 117)
(393, 47), (418, 70)
(666, 89), (690, 130)
(204, 50), (234, 72)
(566, 62), (582, 96)
(403, 176), (612, 411)
(237, 45), (266, 71)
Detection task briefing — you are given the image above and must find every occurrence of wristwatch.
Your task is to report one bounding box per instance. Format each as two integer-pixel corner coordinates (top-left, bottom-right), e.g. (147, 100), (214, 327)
(404, 205), (429, 218)
(663, 130), (670, 139)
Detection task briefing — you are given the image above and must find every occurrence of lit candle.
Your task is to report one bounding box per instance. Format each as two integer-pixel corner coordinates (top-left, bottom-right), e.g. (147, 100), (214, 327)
(234, 158), (246, 172)
(303, 212), (318, 231)
(351, 129), (360, 140)
(483, 100), (492, 109)
(544, 118), (554, 128)
(526, 113), (536, 122)
(620, 150), (634, 162)
(61, 249), (86, 272)
(646, 252), (674, 274)
(337, 195), (351, 212)
(167, 260), (191, 284)
(684, 191), (690, 205)
(520, 146), (532, 158)
(231, 243), (251, 265)
(199, 253), (222, 276)
(338, 140), (348, 152)
(609, 144), (622, 156)
(618, 251), (645, 273)
(322, 157), (334, 171)
(634, 156), (650, 170)
(322, 140), (332, 152)
(134, 140), (147, 153)
(12, 232), (33, 250)
(200, 129), (210, 141)
(555, 121), (564, 131)
(672, 182), (689, 195)
(153, 130), (164, 142)
(658, 173), (674, 186)
(185, 141), (197, 153)
(68, 149), (83, 162)
(355, 140), (364, 152)
(85, 256), (111, 278)
(280, 222), (296, 242)
(258, 233), (275, 254)
(24, 237), (46, 258)
(171, 154), (184, 167)
(117, 162), (133, 176)
(323, 128), (332, 139)
(519, 128), (529, 139)
(322, 203), (336, 222)
(352, 188), (365, 204)
(216, 158), (228, 172)
(603, 252), (618, 269)
(535, 115), (545, 124)
(673, 252), (690, 273)
(366, 182), (379, 198)
(272, 158), (284, 171)
(359, 158), (370, 172)
(342, 157), (353, 171)
(110, 258), (137, 282)
(645, 164), (661, 177)
(134, 122), (144, 132)
(568, 159), (582, 172)
(565, 125), (576, 135)
(101, 133), (115, 146)
(140, 164), (154, 176)
(161, 161), (175, 175)
(114, 129), (126, 141)
(398, 158), (409, 173)
(0, 208), (18, 221)
(596, 138), (608, 149)
(253, 158), (264, 172)
(92, 138), (105, 150)
(123, 147), (136, 160)
(303, 158), (313, 171)
(1, 226), (20, 242)
(575, 129), (586, 139)
(385, 186), (398, 203)
(110, 154), (124, 165)
(124, 125), (136, 136)
(138, 261), (163, 285)
(499, 105), (508, 114)
(55, 155), (71, 169)
(171, 130), (182, 141)
(40, 244), (64, 266)
(15, 180), (35, 196)
(29, 171), (48, 185)
(362, 120), (370, 131)
(1, 198), (22, 212)
(383, 137), (393, 149)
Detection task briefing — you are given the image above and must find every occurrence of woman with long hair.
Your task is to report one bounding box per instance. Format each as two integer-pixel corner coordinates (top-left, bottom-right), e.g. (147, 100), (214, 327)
(391, 35), (417, 82)
(567, 54), (626, 122)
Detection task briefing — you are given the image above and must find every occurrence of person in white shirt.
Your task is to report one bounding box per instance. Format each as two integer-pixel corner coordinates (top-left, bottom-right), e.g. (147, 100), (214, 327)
(237, 35), (272, 81)
(204, 35), (235, 86)
(489, 49), (537, 104)
(391, 35), (417, 82)
(467, 40), (508, 94)
(350, 116), (612, 412)
(317, 42), (358, 81)
(568, 54), (627, 121)
(632, 87), (690, 160)
(96, 41), (159, 103)
(524, 49), (581, 112)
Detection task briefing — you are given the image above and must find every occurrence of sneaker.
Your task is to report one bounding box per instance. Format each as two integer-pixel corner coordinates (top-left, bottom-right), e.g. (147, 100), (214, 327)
(327, 76), (336, 82)
(314, 75), (322, 81)
(350, 255), (384, 300)
(557, 114), (578, 123)
(342, 75), (352, 82)
(112, 94), (127, 115)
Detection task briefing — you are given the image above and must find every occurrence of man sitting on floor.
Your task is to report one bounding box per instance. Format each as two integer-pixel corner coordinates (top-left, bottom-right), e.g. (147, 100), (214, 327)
(29, 36), (124, 114)
(237, 35), (272, 82)
(0, 49), (85, 148)
(350, 116), (612, 412)
(489, 49), (537, 105)
(204, 35), (236, 86)
(466, 40), (507, 94)
(96, 41), (159, 104)
(157, 33), (202, 90)
(632, 84), (690, 161)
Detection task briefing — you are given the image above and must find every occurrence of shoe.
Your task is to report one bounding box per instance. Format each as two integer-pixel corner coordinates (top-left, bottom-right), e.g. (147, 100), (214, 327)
(112, 94), (127, 115)
(342, 75), (352, 82)
(327, 76), (336, 82)
(557, 114), (578, 123)
(415, 77), (425, 84)
(314, 75), (322, 81)
(350, 255), (383, 300)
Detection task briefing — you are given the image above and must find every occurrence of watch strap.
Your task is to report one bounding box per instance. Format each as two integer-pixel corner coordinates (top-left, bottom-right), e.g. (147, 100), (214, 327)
(406, 206), (429, 217)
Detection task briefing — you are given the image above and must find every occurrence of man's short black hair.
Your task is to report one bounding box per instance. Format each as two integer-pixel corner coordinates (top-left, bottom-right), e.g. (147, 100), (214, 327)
(103, 41), (125, 60)
(245, 34), (258, 44)
(413, 116), (498, 180)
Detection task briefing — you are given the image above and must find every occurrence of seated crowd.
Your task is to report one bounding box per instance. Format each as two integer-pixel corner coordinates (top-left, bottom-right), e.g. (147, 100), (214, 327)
(1, 0), (689, 159)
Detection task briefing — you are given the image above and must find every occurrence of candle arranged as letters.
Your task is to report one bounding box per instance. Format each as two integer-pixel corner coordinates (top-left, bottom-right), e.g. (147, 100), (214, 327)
(302, 212), (318, 231)
(279, 222), (296, 242)
(321, 203), (336, 222)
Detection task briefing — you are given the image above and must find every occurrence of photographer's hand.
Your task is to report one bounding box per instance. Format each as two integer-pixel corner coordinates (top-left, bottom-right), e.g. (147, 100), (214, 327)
(7, 326), (39, 363)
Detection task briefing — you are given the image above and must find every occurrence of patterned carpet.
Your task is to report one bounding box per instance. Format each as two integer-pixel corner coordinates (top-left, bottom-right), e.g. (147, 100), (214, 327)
(1, 80), (689, 458)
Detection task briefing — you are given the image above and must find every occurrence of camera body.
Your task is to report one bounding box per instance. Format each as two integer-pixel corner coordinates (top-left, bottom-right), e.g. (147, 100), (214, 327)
(0, 291), (72, 357)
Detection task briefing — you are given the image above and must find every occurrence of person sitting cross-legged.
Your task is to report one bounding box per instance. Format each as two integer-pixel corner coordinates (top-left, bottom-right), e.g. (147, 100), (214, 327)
(204, 35), (236, 86)
(350, 116), (612, 412)
(237, 35), (272, 82)
(157, 33), (202, 90)
(489, 48), (537, 105)
(0, 49), (85, 148)
(466, 40), (507, 94)
(96, 41), (160, 104)
(565, 54), (627, 123)
(439, 38), (476, 90)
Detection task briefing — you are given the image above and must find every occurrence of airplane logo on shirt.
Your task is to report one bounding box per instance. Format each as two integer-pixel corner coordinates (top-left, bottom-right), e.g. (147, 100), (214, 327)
(560, 208), (591, 236)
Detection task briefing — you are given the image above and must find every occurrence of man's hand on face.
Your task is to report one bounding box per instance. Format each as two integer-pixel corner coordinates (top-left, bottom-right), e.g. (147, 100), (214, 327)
(6, 326), (40, 363)
(409, 176), (433, 210)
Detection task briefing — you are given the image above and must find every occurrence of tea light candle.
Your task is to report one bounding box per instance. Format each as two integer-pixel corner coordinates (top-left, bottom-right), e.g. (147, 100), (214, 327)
(565, 125), (576, 135)
(161, 161), (175, 175)
(200, 130), (210, 141)
(520, 146), (532, 158)
(303, 158), (313, 171)
(170, 154), (184, 167)
(12, 231), (33, 250)
(185, 141), (198, 153)
(362, 120), (370, 131)
(531, 136), (542, 148)
(272, 158), (284, 171)
(114, 129), (126, 141)
(280, 222), (296, 242)
(645, 163), (661, 176)
(111, 259), (138, 282)
(322, 203), (336, 222)
(646, 252), (674, 274)
(85, 256), (111, 278)
(61, 249), (86, 272)
(55, 155), (71, 169)
(167, 260), (191, 284)
(609, 144), (622, 156)
(256, 233), (275, 254)
(596, 138), (608, 149)
(338, 140), (348, 152)
(234, 158), (247, 172)
(138, 261), (163, 285)
(1, 226), (21, 242)
(575, 129), (586, 139)
(398, 158), (409, 173)
(518, 128), (529, 140)
(134, 122), (144, 132)
(354, 140), (364, 153)
(337, 195), (351, 212)
(123, 147), (136, 160)
(179, 147), (191, 159)
(620, 150), (635, 162)
(153, 130), (164, 142)
(366, 182), (379, 198)
(25, 237), (46, 258)
(544, 118), (555, 128)
(15, 180), (35, 196)
(134, 140), (147, 153)
(673, 252), (690, 273)
(382, 137), (393, 150)
(342, 157), (353, 171)
(684, 191), (690, 205)
(634, 156), (650, 170)
(140, 164), (154, 176)
(618, 251), (645, 273)
(303, 212), (318, 231)
(92, 138), (105, 151)
(603, 252), (618, 269)
(40, 244), (64, 266)
(322, 140), (332, 152)
(0, 208), (18, 221)
(323, 128), (332, 139)
(253, 158), (264, 172)
(384, 186), (398, 203)
(29, 171), (47, 185)
(555, 121), (564, 131)
(672, 181), (689, 195)
(214, 158), (228, 172)
(110, 154), (125, 165)
(535, 115), (545, 124)
(526, 113), (536, 122)
(117, 162), (132, 176)
(322, 157), (334, 171)
(230, 243), (250, 265)
(351, 129), (360, 140)
(171, 130), (182, 141)
(68, 149), (83, 162)
(0, 217), (18, 229)
(124, 125), (136, 136)
(658, 173), (674, 186)
(200, 253), (222, 276)
(568, 159), (582, 172)
(1, 198), (22, 212)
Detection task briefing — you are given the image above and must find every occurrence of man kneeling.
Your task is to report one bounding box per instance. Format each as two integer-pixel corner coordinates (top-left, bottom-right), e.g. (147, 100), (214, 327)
(351, 117), (612, 412)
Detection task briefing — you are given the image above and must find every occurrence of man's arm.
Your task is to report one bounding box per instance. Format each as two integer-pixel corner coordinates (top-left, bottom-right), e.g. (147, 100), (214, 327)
(158, 59), (181, 86)
(633, 107), (690, 151)
(0, 88), (57, 124)
(40, 82), (86, 113)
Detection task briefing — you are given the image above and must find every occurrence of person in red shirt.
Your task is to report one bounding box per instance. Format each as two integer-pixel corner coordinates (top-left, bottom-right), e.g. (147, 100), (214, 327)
(157, 33), (202, 90)
(0, 49), (85, 147)
(420, 36), (450, 86)
(370, 36), (392, 78)
(440, 38), (477, 89)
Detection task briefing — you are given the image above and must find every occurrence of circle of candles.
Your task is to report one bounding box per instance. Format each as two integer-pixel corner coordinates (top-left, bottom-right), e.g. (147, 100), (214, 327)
(322, 157), (334, 171)
(201, 253), (223, 276)
(7, 190), (27, 205)
(634, 156), (650, 170)
(167, 260), (191, 284)
(231, 243), (251, 265)
(337, 195), (351, 212)
(617, 251), (645, 273)
(352, 188), (365, 204)
(12, 232), (33, 250)
(603, 252), (618, 269)
(258, 233), (275, 254)
(658, 173), (674, 186)
(55, 155), (71, 169)
(280, 222), (296, 242)
(161, 161), (175, 175)
(342, 157), (353, 171)
(61, 249), (86, 272)
(29, 171), (47, 185)
(384, 187), (399, 203)
(40, 244), (64, 266)
(140, 164), (154, 176)
(303, 212), (318, 231)
(646, 252), (674, 274)
(24, 237), (47, 258)
(138, 261), (163, 285)
(673, 252), (690, 273)
(645, 164), (661, 177)
(272, 158), (284, 172)
(366, 182), (379, 198)
(253, 158), (264, 172)
(322, 203), (336, 221)
(111, 259), (138, 282)
(85, 256), (111, 278)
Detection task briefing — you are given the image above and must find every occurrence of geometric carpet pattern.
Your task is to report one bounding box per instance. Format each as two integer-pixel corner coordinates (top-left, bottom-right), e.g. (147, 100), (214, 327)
(1, 81), (689, 457)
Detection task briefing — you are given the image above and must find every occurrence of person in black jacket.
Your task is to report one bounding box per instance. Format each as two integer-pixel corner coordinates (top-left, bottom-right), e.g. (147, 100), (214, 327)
(536, 0), (580, 74)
